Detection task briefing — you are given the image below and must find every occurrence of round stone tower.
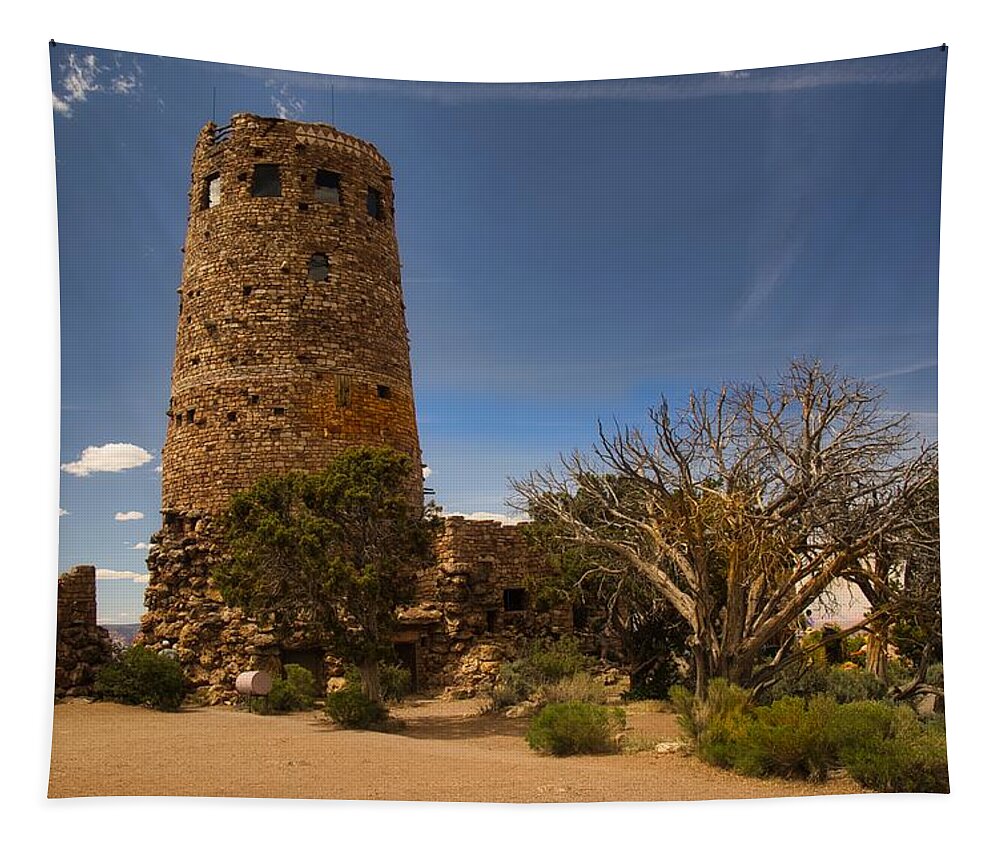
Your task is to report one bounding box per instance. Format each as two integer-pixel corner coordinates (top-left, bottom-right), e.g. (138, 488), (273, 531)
(162, 113), (423, 513)
(140, 115), (423, 698)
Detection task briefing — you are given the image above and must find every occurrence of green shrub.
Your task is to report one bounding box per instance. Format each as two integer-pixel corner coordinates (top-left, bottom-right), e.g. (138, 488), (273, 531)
(835, 701), (949, 793)
(526, 701), (626, 756)
(486, 663), (533, 711)
(379, 665), (412, 703)
(325, 685), (387, 729)
(343, 664), (411, 703)
(740, 695), (841, 780)
(522, 636), (587, 684)
(94, 645), (186, 711)
(669, 680), (754, 768)
(541, 672), (606, 705)
(268, 664), (317, 712)
(824, 667), (888, 704)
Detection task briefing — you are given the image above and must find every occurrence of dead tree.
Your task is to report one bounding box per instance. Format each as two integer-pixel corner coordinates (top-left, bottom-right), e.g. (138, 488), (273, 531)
(512, 359), (938, 697)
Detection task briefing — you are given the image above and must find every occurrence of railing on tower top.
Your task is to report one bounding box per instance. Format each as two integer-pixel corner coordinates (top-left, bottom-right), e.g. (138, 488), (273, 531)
(212, 124), (233, 144)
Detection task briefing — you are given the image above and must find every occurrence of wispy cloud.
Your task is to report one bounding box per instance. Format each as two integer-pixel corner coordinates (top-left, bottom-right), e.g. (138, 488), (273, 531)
(52, 51), (142, 118)
(59, 507), (69, 517)
(131, 542), (154, 550)
(265, 79), (305, 119)
(95, 569), (149, 584)
(236, 48), (945, 107)
(115, 510), (144, 522)
(866, 360), (937, 382)
(61, 443), (153, 476)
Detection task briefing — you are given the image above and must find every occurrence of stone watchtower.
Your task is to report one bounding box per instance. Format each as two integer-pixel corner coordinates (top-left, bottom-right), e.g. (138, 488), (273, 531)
(140, 115), (423, 696)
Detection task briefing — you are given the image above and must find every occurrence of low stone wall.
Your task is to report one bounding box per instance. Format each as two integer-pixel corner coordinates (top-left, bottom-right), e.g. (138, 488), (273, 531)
(402, 517), (574, 695)
(55, 565), (113, 698)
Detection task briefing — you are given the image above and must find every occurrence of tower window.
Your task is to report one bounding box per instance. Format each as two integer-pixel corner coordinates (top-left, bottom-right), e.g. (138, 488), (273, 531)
(308, 253), (330, 282)
(186, 409), (195, 424)
(315, 170), (341, 203)
(336, 374), (351, 408)
(202, 173), (221, 209)
(273, 407), (285, 416)
(376, 384), (391, 399)
(251, 164), (281, 197)
(249, 394), (259, 405)
(503, 588), (527, 612)
(226, 411), (237, 422)
(366, 187), (383, 219)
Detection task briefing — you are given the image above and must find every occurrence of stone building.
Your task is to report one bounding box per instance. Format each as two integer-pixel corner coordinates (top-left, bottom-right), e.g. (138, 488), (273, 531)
(138, 115), (570, 701)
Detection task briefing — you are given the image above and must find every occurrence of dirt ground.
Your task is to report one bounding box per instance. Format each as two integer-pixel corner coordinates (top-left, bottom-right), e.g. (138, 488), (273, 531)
(49, 697), (864, 802)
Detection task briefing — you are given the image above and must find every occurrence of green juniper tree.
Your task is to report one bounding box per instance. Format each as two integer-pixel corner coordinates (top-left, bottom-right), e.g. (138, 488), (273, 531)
(214, 446), (435, 704)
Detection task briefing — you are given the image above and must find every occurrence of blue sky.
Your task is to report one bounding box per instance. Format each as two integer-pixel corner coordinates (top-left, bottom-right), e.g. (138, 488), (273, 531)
(50, 44), (945, 624)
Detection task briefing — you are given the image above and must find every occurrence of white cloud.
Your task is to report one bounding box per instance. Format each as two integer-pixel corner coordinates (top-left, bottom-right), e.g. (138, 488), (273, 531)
(52, 51), (142, 119)
(422, 466), (432, 479)
(447, 511), (528, 526)
(61, 443), (153, 476)
(154, 465), (163, 473)
(59, 507), (69, 516)
(95, 569), (149, 584)
(52, 94), (73, 117)
(131, 542), (153, 550)
(115, 510), (145, 522)
(266, 79), (305, 119)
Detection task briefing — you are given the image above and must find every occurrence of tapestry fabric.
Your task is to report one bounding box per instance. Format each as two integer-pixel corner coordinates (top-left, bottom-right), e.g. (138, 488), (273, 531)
(49, 43), (947, 801)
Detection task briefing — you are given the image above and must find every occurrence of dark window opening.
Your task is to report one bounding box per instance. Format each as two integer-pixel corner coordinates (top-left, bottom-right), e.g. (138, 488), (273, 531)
(186, 409), (195, 424)
(503, 588), (527, 612)
(175, 414), (183, 426)
(298, 202), (309, 212)
(376, 384), (391, 399)
(226, 411), (237, 422)
(202, 173), (221, 209)
(486, 610), (498, 633)
(336, 375), (351, 408)
(308, 253), (330, 282)
(190, 355), (200, 366)
(251, 164), (281, 197)
(243, 285), (253, 297)
(236, 172), (247, 182)
(315, 170), (341, 203)
(249, 394), (259, 405)
(366, 187), (383, 219)
(273, 407), (286, 416)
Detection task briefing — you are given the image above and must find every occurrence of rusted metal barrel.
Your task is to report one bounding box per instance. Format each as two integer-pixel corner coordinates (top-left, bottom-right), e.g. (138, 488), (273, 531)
(235, 670), (273, 696)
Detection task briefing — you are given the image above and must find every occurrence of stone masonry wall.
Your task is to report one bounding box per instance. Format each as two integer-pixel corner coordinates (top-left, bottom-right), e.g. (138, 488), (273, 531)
(162, 114), (423, 515)
(55, 565), (113, 698)
(401, 517), (574, 695)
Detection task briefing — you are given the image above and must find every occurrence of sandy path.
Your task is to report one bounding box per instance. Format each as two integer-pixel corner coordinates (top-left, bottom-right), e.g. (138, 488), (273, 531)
(49, 698), (864, 802)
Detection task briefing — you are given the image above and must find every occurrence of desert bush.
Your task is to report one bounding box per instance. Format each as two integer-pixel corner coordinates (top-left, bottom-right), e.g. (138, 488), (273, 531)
(268, 664), (317, 712)
(486, 663), (533, 711)
(526, 701), (626, 756)
(485, 638), (588, 712)
(521, 636), (588, 684)
(669, 680), (754, 768)
(834, 701), (949, 793)
(540, 672), (606, 705)
(344, 664), (411, 703)
(760, 663), (886, 705)
(378, 665), (412, 703)
(325, 685), (387, 729)
(94, 645), (186, 711)
(824, 666), (888, 704)
(740, 695), (841, 780)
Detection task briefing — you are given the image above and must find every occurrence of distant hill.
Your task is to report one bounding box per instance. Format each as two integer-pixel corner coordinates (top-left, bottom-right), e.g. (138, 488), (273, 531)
(103, 623), (140, 645)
